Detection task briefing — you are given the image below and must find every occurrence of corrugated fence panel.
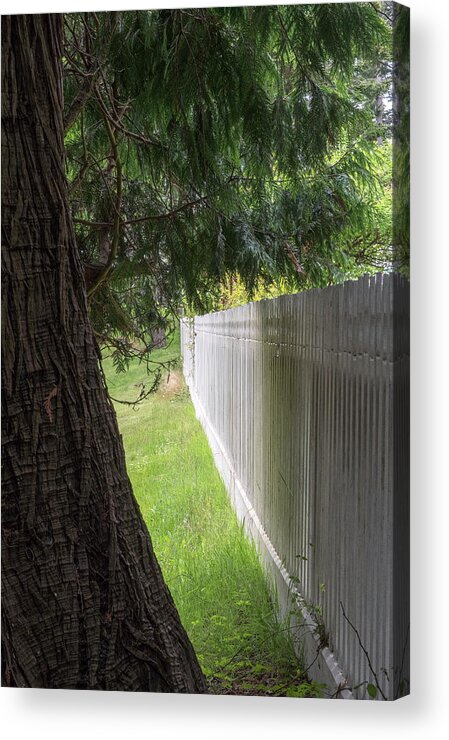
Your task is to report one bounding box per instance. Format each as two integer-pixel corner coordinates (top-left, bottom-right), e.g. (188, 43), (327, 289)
(181, 273), (409, 700)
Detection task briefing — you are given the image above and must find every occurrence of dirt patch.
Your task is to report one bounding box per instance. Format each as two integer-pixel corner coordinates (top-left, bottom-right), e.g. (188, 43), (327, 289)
(159, 370), (184, 399)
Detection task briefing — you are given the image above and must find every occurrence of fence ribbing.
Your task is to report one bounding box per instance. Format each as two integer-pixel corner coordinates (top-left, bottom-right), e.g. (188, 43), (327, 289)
(181, 273), (409, 700)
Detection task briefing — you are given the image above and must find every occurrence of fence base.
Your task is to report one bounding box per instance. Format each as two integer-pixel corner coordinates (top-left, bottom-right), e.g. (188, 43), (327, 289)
(186, 381), (353, 700)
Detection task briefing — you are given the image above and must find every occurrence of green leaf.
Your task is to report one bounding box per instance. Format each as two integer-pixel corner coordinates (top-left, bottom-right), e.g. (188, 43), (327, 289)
(367, 683), (378, 699)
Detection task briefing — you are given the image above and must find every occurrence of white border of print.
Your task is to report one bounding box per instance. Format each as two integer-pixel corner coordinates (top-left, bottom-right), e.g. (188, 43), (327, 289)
(1, 2), (448, 740)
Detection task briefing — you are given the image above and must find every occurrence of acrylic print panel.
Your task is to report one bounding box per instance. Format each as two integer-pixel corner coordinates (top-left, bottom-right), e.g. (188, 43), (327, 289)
(1, 2), (409, 699)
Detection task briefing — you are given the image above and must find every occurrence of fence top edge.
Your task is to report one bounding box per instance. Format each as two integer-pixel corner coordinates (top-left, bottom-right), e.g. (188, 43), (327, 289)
(191, 272), (409, 322)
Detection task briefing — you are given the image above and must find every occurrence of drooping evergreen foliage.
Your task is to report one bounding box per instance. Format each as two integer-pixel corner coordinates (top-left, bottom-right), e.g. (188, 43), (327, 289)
(62, 4), (401, 370)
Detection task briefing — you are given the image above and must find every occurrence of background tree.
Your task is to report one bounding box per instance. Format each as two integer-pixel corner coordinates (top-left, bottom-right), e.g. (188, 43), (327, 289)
(392, 2), (410, 269)
(62, 4), (390, 373)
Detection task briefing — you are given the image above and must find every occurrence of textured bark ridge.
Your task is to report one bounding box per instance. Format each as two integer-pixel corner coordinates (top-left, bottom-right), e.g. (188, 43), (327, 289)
(1, 14), (207, 692)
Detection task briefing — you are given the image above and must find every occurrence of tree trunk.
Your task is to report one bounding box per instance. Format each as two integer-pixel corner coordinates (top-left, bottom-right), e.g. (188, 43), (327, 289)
(1, 14), (207, 693)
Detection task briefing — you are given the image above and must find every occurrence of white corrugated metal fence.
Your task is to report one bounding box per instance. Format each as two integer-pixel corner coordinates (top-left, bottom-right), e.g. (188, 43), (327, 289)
(181, 273), (409, 700)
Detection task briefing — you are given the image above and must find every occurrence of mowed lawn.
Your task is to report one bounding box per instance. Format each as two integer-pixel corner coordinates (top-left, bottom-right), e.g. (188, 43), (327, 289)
(102, 329), (322, 697)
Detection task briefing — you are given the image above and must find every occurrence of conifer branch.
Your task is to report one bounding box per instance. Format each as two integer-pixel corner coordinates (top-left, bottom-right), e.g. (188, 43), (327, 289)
(87, 103), (123, 299)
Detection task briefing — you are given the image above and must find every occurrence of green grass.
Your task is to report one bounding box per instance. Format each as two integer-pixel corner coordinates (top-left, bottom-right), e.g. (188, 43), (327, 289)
(102, 329), (322, 697)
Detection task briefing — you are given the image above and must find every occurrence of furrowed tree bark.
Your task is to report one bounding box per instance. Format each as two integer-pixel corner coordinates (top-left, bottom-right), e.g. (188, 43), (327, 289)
(1, 14), (207, 692)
